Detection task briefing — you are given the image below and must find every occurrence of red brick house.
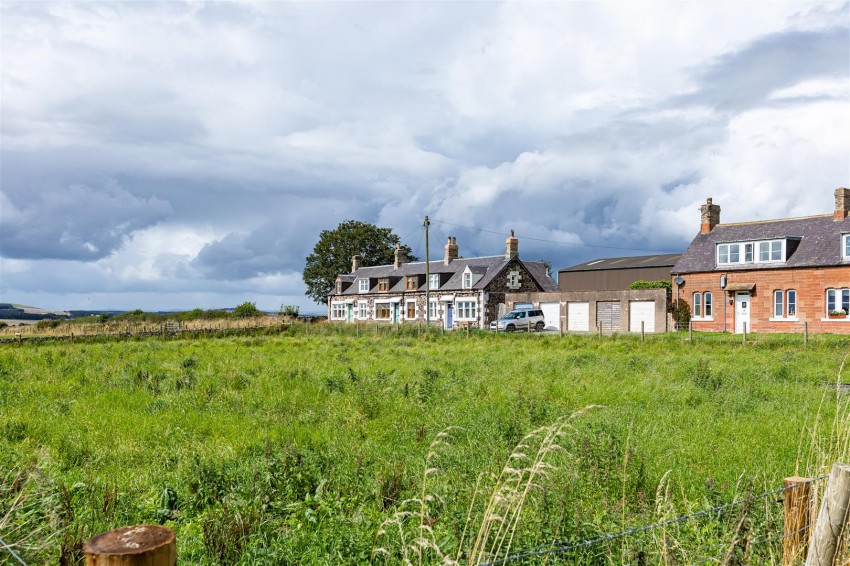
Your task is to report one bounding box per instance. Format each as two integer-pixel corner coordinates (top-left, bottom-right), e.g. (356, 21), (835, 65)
(672, 188), (850, 333)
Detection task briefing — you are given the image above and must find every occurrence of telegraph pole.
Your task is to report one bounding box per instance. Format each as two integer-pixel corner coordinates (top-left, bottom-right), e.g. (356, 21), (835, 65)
(425, 216), (430, 325)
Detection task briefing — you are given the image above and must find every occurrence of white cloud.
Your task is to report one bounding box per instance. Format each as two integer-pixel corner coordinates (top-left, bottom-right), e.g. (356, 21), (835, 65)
(0, 1), (847, 308)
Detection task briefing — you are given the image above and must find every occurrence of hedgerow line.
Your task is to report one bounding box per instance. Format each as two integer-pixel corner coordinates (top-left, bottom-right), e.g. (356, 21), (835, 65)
(479, 474), (827, 565)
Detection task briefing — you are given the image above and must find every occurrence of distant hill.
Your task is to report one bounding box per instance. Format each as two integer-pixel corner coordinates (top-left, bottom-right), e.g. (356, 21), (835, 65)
(0, 303), (70, 320)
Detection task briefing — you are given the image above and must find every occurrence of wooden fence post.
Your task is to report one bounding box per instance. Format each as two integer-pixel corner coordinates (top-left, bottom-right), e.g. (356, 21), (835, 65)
(805, 321), (809, 346)
(689, 321), (693, 342)
(806, 463), (850, 566)
(743, 322), (747, 345)
(641, 320), (645, 341)
(784, 476), (813, 565)
(84, 525), (175, 565)
(16, 333), (21, 347)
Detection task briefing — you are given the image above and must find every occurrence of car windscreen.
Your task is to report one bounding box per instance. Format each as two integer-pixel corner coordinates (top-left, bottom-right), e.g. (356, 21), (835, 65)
(502, 312), (520, 320)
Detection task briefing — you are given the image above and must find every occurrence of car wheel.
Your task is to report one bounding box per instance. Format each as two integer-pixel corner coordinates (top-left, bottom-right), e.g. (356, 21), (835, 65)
(506, 324), (515, 332)
(535, 321), (545, 332)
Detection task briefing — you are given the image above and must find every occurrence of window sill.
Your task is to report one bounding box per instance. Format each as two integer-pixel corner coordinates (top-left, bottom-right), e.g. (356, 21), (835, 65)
(822, 317), (850, 322)
(769, 317), (800, 322)
(691, 317), (714, 322)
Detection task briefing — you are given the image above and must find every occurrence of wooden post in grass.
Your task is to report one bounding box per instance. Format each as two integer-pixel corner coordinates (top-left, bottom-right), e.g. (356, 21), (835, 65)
(742, 322), (747, 345)
(804, 322), (809, 345)
(784, 476), (813, 565)
(84, 525), (175, 565)
(689, 320), (693, 342)
(806, 463), (850, 566)
(641, 320), (645, 341)
(16, 333), (21, 347)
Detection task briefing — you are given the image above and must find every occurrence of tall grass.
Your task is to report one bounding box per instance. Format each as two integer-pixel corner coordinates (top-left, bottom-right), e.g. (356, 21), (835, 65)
(0, 330), (847, 563)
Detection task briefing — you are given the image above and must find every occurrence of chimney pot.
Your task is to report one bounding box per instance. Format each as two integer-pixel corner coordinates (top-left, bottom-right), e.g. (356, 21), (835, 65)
(700, 197), (721, 234)
(505, 229), (519, 259)
(835, 187), (850, 221)
(394, 243), (408, 270)
(444, 236), (459, 265)
(351, 255), (362, 273)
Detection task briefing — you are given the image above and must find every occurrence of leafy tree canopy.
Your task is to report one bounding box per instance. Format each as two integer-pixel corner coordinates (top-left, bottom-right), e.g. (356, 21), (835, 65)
(234, 301), (262, 318)
(303, 220), (417, 304)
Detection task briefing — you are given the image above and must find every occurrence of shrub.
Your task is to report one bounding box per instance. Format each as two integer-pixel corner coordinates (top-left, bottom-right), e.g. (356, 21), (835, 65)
(234, 302), (261, 318)
(280, 304), (300, 318)
(669, 300), (691, 326)
(628, 279), (672, 291)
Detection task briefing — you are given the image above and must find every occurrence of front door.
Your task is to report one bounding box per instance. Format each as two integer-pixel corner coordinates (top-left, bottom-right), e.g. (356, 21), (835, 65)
(446, 304), (453, 329)
(735, 292), (750, 333)
(393, 303), (400, 323)
(347, 304), (353, 323)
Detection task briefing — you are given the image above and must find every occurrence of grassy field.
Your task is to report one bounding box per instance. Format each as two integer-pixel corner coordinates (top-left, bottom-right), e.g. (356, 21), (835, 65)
(1, 328), (847, 564)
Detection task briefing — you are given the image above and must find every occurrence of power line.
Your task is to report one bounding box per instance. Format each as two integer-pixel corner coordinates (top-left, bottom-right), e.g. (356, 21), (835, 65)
(430, 218), (680, 254)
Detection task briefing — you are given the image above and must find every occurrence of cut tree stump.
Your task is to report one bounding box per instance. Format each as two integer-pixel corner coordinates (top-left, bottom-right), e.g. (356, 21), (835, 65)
(84, 525), (176, 566)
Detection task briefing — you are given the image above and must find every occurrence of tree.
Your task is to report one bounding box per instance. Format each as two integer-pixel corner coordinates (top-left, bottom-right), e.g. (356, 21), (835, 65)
(303, 220), (417, 304)
(234, 301), (261, 318)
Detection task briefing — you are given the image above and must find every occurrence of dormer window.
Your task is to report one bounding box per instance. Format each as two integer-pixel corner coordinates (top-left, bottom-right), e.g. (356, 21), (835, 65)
(336, 282), (342, 294)
(463, 271), (472, 289)
(406, 276), (418, 290)
(843, 234), (850, 260)
(429, 274), (440, 290)
(358, 279), (369, 293)
(378, 278), (389, 291)
(717, 239), (785, 266)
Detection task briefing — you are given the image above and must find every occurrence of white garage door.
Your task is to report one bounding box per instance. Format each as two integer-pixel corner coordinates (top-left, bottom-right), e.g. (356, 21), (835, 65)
(567, 302), (590, 332)
(629, 301), (656, 333)
(540, 302), (560, 330)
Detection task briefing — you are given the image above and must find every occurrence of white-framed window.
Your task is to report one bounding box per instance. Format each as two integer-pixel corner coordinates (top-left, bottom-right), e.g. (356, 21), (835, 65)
(507, 270), (521, 289)
(405, 300), (417, 320)
(827, 289), (850, 317)
(331, 303), (346, 320)
(843, 234), (850, 260)
(375, 302), (391, 320)
(718, 239), (785, 266)
(428, 300), (439, 320)
(693, 292), (702, 317)
(357, 301), (368, 319)
(787, 290), (796, 318)
(456, 300), (477, 320)
(429, 274), (440, 290)
(359, 279), (369, 293)
(463, 271), (472, 289)
(336, 282), (342, 294)
(704, 292), (712, 317)
(774, 290), (783, 318)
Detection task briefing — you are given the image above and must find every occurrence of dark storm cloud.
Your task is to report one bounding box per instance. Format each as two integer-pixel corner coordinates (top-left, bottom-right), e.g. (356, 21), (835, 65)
(1, 180), (171, 260)
(676, 25), (849, 113)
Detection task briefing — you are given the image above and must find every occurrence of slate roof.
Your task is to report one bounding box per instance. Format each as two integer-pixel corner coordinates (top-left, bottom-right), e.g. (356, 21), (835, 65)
(560, 253), (682, 273)
(672, 214), (850, 273)
(337, 256), (557, 295)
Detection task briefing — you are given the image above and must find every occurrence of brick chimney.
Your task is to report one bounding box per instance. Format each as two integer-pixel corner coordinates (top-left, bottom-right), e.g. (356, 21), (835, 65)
(444, 236), (458, 266)
(835, 187), (850, 221)
(351, 254), (362, 273)
(700, 198), (721, 234)
(505, 229), (518, 259)
(393, 243), (408, 269)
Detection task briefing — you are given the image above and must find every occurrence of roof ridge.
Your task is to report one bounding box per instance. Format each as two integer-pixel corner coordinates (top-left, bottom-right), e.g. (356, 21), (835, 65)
(718, 214), (832, 227)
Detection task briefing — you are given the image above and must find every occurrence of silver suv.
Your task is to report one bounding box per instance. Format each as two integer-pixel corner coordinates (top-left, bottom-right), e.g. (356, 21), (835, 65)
(490, 308), (546, 332)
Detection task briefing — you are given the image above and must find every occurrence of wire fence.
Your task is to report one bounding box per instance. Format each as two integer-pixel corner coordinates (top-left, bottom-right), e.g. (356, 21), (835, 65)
(479, 475), (827, 565)
(0, 535), (27, 566)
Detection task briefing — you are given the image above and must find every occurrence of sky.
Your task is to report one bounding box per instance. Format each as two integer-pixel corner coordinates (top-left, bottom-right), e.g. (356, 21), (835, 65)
(1, 1), (848, 313)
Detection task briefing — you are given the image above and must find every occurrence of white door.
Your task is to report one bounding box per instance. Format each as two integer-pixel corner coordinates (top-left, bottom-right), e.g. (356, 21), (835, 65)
(629, 301), (656, 333)
(735, 292), (750, 333)
(540, 302), (560, 330)
(567, 302), (590, 332)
